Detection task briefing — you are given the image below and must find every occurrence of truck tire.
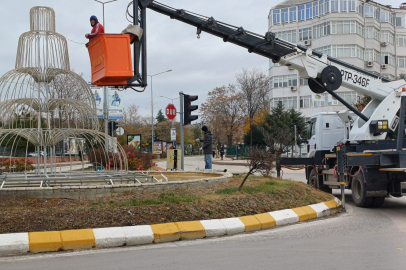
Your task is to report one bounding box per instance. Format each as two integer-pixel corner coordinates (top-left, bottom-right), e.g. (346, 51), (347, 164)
(308, 169), (318, 189)
(351, 172), (372, 208)
(308, 168), (332, 194)
(371, 197), (385, 208)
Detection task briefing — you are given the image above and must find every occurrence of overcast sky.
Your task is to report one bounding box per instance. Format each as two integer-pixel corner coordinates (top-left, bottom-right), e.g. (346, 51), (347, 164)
(0, 0), (401, 122)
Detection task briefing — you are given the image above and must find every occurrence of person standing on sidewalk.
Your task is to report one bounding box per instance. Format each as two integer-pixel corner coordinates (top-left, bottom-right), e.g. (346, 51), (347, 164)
(201, 126), (213, 170)
(220, 145), (225, 160)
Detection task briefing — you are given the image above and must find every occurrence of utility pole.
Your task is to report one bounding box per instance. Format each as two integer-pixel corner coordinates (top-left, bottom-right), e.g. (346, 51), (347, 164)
(104, 86), (109, 152)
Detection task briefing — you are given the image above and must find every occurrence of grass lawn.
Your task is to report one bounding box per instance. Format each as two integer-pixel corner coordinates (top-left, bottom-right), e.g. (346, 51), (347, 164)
(0, 176), (334, 233)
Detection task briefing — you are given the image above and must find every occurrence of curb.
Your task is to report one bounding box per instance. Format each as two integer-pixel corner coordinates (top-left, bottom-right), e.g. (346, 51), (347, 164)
(0, 197), (342, 257)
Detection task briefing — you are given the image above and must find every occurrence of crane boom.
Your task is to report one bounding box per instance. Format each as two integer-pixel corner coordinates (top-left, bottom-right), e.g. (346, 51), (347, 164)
(132, 0), (406, 142)
(140, 0), (390, 84)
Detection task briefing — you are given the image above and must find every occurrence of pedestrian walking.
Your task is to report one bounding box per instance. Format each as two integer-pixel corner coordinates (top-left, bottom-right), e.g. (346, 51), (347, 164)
(200, 126), (213, 170)
(220, 145), (225, 160)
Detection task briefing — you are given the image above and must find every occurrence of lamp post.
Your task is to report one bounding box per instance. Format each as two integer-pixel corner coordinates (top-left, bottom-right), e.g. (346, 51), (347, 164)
(94, 0), (118, 31)
(159, 95), (179, 104)
(148, 69), (172, 154)
(94, 0), (118, 152)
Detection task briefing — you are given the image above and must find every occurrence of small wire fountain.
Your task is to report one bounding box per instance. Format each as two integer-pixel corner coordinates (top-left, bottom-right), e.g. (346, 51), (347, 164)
(0, 7), (130, 187)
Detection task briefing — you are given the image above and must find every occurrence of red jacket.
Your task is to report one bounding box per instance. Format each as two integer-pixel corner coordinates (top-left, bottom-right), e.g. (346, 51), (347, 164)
(87, 23), (104, 40)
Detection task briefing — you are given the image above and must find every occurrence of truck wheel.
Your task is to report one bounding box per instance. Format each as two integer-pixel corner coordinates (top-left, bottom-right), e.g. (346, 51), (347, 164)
(371, 197), (385, 208)
(351, 173), (372, 208)
(308, 168), (332, 193)
(308, 169), (318, 189)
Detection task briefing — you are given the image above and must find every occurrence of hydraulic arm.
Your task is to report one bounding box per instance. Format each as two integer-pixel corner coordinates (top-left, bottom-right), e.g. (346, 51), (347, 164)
(132, 0), (406, 142)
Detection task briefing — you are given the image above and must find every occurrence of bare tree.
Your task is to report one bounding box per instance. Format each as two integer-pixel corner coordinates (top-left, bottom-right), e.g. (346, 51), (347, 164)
(236, 68), (271, 147)
(200, 85), (244, 147)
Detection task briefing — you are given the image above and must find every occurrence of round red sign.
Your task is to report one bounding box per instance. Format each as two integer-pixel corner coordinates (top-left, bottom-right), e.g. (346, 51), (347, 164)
(165, 104), (177, 120)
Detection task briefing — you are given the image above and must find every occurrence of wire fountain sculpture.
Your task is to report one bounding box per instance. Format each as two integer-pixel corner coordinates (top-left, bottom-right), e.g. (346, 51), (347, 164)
(0, 7), (129, 187)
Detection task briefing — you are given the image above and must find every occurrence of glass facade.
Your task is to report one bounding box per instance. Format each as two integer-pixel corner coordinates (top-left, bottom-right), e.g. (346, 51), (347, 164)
(270, 0), (396, 26)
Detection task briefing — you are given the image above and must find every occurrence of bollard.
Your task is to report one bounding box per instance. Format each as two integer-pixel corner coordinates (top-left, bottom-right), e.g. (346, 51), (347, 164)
(340, 181), (346, 212)
(276, 159), (281, 179)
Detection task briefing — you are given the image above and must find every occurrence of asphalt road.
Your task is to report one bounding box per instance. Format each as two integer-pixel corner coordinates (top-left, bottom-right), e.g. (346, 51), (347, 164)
(2, 156), (406, 270)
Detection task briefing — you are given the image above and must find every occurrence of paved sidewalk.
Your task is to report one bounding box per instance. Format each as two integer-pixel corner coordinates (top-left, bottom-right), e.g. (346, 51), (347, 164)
(212, 157), (248, 166)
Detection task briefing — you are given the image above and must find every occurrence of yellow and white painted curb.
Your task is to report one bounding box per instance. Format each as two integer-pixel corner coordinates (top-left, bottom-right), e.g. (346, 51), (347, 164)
(0, 198), (341, 256)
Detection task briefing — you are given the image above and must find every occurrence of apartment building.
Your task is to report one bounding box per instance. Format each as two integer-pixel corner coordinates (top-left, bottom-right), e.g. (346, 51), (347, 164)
(268, 0), (406, 119)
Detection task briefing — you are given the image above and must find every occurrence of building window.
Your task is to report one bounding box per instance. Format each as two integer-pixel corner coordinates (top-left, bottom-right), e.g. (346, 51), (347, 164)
(331, 21), (363, 36)
(273, 10), (280, 24)
(313, 2), (319, 17)
(364, 49), (380, 63)
(365, 26), (379, 40)
(397, 35), (406, 46)
(289, 7), (297, 22)
(272, 75), (298, 88)
(325, 0), (330, 13)
(300, 96), (312, 108)
(299, 27), (312, 41)
(398, 57), (406, 68)
(397, 16), (403, 27)
(381, 53), (395, 66)
(281, 8), (289, 23)
(273, 97), (298, 109)
(390, 13), (396, 25)
(340, 0), (347, 12)
(381, 31), (394, 45)
(348, 0), (356, 12)
(375, 7), (380, 21)
(380, 10), (389, 22)
(331, 0), (339, 12)
(364, 4), (373, 17)
(306, 3), (313, 19)
(314, 45), (332, 56)
(276, 30), (297, 43)
(300, 78), (309, 85)
(319, 0), (325, 16)
(299, 5), (305, 21)
(331, 45), (364, 60)
(358, 2), (363, 15)
(337, 92), (356, 104)
(313, 22), (331, 39)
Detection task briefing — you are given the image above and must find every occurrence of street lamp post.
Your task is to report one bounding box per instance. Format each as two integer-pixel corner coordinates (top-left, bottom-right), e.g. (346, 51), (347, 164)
(94, 0), (118, 30)
(159, 95), (179, 104)
(94, 0), (118, 152)
(148, 70), (172, 154)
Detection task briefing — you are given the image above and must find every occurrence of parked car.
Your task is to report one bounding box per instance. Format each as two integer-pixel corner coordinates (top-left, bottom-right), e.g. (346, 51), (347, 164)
(28, 151), (46, 157)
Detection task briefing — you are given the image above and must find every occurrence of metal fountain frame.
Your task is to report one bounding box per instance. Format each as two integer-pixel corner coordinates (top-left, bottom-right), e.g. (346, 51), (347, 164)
(0, 6), (133, 188)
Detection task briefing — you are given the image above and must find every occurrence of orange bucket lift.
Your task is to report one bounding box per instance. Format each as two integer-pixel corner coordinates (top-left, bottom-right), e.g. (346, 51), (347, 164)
(87, 25), (143, 87)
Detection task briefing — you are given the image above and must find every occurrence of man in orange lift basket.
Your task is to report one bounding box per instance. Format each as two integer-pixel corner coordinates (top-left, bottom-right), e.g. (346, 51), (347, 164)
(85, 15), (104, 40)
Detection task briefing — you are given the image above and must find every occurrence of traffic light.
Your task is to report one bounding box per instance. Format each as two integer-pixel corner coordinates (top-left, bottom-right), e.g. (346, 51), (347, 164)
(183, 94), (198, 125)
(108, 121), (118, 134)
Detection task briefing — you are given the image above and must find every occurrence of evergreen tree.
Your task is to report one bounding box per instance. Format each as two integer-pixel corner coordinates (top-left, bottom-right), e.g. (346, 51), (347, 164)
(156, 109), (166, 123)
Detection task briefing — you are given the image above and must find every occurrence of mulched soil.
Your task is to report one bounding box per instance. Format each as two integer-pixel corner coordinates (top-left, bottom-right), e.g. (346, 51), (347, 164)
(0, 177), (334, 234)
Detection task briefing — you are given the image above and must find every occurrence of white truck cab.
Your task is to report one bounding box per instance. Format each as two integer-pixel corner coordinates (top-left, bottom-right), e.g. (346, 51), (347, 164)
(307, 112), (347, 157)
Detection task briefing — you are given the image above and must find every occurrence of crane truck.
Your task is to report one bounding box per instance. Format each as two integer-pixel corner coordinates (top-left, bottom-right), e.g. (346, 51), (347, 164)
(128, 0), (406, 208)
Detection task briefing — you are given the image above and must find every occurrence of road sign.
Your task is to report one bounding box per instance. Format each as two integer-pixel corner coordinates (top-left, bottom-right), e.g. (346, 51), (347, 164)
(116, 127), (124, 136)
(171, 128), (176, 142)
(166, 104), (177, 120)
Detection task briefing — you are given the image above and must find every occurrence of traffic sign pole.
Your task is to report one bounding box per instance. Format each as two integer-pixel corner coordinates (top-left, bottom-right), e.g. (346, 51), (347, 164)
(179, 92), (184, 170)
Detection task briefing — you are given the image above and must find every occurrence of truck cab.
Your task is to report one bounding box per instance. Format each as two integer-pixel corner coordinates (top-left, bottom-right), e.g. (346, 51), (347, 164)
(307, 112), (347, 158)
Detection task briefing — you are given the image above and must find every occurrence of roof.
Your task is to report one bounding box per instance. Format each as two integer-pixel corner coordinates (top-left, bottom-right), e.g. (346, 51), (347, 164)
(272, 0), (400, 11)
(272, 0), (317, 9)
